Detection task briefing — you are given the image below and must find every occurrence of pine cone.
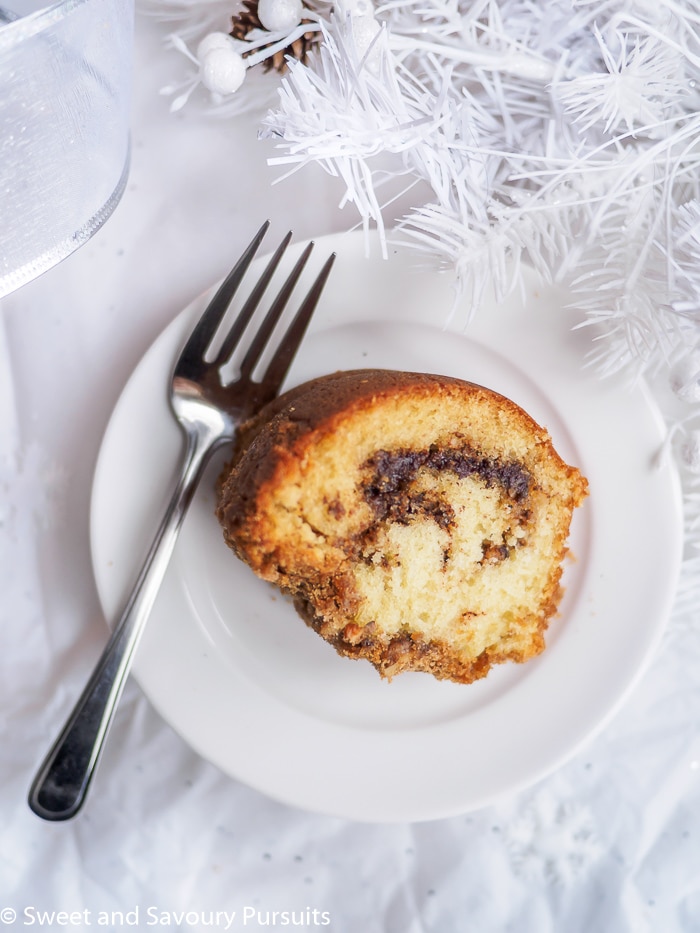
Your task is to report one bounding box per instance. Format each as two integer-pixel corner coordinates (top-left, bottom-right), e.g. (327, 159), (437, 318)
(230, 0), (319, 74)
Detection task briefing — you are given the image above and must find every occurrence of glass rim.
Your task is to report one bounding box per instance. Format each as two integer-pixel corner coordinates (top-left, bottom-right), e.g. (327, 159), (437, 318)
(0, 142), (130, 299)
(0, 0), (93, 52)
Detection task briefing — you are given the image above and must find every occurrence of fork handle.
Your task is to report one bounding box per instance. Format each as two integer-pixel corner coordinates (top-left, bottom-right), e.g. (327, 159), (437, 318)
(28, 431), (214, 821)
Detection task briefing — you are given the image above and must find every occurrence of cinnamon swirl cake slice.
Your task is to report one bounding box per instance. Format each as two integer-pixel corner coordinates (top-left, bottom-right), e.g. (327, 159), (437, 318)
(216, 369), (588, 684)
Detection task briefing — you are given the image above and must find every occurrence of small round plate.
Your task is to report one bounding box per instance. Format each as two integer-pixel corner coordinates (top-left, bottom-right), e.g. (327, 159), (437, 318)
(90, 232), (683, 822)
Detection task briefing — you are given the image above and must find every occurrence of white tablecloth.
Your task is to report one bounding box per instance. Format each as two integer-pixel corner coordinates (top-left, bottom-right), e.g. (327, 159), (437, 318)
(2, 13), (699, 932)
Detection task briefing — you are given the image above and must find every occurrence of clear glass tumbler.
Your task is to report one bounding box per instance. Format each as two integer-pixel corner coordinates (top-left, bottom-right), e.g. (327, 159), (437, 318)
(0, 0), (134, 297)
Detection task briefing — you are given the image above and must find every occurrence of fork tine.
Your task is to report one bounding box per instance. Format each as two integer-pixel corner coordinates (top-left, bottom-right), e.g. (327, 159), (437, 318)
(238, 241), (315, 380)
(259, 252), (336, 397)
(175, 220), (270, 373)
(212, 230), (293, 367)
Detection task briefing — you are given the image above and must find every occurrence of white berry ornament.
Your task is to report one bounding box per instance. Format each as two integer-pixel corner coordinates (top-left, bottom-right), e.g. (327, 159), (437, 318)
(351, 11), (381, 63)
(670, 350), (700, 404)
(258, 0), (303, 33)
(681, 429), (700, 474)
(197, 32), (246, 96)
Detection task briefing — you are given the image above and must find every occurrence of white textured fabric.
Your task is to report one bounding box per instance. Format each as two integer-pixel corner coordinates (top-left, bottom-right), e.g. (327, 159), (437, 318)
(1, 14), (699, 933)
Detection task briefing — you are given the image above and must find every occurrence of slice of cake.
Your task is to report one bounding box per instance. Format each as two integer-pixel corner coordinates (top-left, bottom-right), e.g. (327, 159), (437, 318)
(216, 369), (588, 684)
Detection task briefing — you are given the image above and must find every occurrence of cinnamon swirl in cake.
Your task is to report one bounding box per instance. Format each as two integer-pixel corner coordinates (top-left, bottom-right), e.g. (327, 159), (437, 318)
(216, 369), (588, 684)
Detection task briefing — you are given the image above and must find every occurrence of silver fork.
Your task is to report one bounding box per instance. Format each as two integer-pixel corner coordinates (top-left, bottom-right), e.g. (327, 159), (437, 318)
(28, 221), (335, 821)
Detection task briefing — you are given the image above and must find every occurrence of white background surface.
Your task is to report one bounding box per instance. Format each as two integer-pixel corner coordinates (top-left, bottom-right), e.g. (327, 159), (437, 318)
(2, 11), (699, 932)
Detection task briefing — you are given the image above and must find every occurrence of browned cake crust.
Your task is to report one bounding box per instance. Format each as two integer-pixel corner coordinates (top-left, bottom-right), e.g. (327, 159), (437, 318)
(216, 369), (588, 684)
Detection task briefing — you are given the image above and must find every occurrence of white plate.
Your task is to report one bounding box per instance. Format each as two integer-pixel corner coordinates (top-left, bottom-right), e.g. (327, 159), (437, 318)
(91, 231), (683, 822)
